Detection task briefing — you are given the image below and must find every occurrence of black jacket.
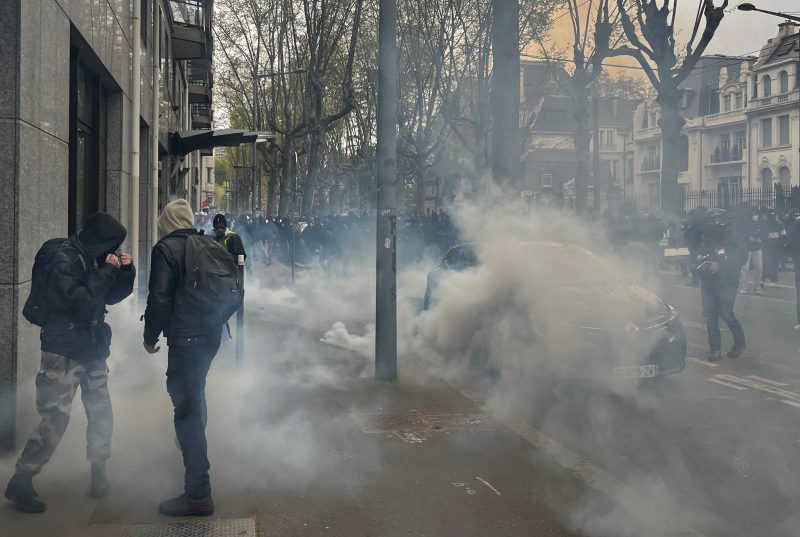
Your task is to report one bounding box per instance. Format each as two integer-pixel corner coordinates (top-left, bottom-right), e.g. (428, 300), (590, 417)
(144, 228), (223, 345)
(698, 228), (748, 289)
(40, 221), (135, 362)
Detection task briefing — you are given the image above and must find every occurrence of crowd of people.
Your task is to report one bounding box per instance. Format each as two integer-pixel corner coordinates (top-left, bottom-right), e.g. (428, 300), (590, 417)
(194, 210), (460, 271)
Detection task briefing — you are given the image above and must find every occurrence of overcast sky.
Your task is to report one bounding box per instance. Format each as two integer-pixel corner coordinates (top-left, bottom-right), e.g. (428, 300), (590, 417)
(679, 0), (799, 57)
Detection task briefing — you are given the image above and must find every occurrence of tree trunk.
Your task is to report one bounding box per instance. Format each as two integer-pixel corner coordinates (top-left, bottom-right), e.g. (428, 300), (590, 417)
(278, 139), (294, 217)
(490, 0), (520, 190)
(267, 160), (279, 217)
(573, 91), (591, 212)
(415, 153), (426, 215)
(657, 87), (684, 216)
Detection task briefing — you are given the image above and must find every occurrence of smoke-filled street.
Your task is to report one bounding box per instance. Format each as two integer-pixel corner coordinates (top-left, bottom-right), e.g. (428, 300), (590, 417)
(3, 0), (800, 536)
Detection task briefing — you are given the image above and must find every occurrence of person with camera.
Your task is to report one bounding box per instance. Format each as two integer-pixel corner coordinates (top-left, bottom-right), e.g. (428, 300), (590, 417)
(5, 213), (135, 513)
(697, 212), (748, 362)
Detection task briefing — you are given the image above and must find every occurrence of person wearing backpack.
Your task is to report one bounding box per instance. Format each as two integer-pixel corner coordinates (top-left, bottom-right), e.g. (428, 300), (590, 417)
(143, 199), (242, 517)
(5, 213), (135, 513)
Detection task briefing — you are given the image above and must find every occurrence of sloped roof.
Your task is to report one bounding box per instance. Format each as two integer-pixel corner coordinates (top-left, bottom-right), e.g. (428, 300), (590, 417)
(765, 32), (800, 65)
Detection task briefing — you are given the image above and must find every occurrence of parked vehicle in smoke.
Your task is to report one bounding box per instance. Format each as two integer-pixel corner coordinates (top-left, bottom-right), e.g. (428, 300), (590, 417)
(423, 242), (687, 381)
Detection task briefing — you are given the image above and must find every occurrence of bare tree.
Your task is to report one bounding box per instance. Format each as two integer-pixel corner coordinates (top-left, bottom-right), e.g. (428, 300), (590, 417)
(613, 0), (728, 214)
(538, 0), (615, 211)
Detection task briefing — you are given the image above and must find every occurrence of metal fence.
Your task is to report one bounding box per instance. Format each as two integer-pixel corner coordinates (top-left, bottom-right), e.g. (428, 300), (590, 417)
(629, 186), (800, 215)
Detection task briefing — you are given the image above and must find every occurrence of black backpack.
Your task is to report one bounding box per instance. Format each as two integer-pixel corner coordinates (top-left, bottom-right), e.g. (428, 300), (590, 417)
(182, 233), (244, 325)
(23, 238), (70, 326)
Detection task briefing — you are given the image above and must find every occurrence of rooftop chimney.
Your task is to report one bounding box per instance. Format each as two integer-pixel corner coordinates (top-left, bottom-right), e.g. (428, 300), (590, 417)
(779, 21), (798, 37)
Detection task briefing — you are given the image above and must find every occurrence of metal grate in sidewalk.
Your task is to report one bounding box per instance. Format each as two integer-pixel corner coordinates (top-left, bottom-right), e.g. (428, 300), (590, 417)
(125, 517), (256, 537)
(350, 409), (436, 434)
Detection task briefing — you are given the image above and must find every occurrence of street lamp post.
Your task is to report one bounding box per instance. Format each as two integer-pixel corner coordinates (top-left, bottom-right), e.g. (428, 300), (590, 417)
(737, 3), (800, 23)
(251, 69), (306, 218)
(375, 0), (398, 381)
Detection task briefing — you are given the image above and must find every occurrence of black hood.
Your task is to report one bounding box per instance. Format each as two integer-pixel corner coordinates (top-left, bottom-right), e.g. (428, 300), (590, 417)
(77, 213), (127, 259)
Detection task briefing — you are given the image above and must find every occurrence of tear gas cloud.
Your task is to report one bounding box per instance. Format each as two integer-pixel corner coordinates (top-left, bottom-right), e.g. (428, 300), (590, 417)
(1, 187), (791, 536)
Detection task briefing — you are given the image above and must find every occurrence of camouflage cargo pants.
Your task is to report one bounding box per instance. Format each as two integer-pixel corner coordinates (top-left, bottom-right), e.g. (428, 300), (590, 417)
(16, 352), (113, 475)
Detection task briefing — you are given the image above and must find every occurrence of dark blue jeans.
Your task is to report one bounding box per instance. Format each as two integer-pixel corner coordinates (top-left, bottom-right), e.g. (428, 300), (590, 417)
(701, 284), (745, 352)
(166, 338), (220, 499)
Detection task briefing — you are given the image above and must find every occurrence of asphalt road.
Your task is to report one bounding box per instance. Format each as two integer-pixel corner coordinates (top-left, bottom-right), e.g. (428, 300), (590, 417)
(519, 270), (800, 537)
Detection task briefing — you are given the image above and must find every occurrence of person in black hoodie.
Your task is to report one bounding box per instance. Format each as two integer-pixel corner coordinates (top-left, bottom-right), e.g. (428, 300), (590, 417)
(143, 199), (221, 517)
(783, 213), (800, 330)
(697, 211), (748, 362)
(5, 213), (135, 513)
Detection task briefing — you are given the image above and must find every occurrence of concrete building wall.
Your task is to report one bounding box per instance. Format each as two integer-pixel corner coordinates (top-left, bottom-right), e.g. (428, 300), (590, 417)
(0, 0), (191, 451)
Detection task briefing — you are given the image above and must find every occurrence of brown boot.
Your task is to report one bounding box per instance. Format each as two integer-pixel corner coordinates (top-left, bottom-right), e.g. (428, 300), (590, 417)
(158, 493), (214, 517)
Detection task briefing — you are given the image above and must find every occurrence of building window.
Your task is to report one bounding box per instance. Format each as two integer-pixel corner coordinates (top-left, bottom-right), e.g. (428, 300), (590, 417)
(762, 117), (772, 148)
(723, 94), (731, 112)
(761, 167), (773, 190)
(763, 75), (772, 97)
(735, 131), (746, 159)
(779, 115), (790, 146)
(599, 129), (615, 149)
(541, 172), (554, 187)
(735, 92), (743, 109)
(141, 0), (149, 45)
(778, 167), (791, 189)
(779, 71), (789, 94)
(69, 51), (109, 234)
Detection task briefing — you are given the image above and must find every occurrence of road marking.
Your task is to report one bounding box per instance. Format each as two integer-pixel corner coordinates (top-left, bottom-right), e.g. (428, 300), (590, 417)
(688, 356), (719, 368)
(713, 374), (800, 403)
(661, 283), (795, 304)
(445, 382), (757, 537)
(683, 320), (729, 333)
(476, 476), (501, 496)
(781, 400), (800, 408)
(746, 375), (788, 387)
(706, 377), (747, 390)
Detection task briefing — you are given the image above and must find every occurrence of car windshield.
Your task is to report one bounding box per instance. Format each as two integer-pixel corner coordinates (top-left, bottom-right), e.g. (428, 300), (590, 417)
(524, 245), (624, 287)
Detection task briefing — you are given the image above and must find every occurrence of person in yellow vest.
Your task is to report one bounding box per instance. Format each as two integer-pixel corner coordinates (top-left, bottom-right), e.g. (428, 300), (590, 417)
(211, 214), (246, 262)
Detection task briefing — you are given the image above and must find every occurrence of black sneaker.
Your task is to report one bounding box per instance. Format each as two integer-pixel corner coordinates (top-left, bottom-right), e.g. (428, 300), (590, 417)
(5, 472), (46, 513)
(158, 494), (214, 517)
(90, 462), (110, 499)
(708, 351), (723, 362)
(727, 345), (745, 359)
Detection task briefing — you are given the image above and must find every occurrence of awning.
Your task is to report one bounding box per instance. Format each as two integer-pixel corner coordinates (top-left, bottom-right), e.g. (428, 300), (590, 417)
(172, 129), (274, 156)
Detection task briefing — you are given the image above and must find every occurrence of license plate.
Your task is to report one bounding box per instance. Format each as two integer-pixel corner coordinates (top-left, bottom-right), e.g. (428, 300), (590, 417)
(613, 365), (658, 379)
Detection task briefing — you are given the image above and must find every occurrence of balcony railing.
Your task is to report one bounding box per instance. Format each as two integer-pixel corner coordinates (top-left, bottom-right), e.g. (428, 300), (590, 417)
(191, 103), (212, 128)
(640, 158), (660, 172)
(170, 0), (212, 60)
(710, 146), (743, 164)
(704, 108), (746, 126)
(171, 0), (205, 28)
(778, 94), (789, 103)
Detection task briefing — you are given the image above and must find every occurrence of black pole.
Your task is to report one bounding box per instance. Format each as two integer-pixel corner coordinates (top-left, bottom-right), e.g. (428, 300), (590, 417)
(252, 72), (258, 217)
(235, 254), (245, 368)
(592, 90), (600, 208)
(291, 152), (299, 283)
(375, 0), (398, 381)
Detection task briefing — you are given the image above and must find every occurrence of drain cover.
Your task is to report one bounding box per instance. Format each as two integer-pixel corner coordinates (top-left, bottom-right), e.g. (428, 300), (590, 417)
(350, 409), (435, 433)
(126, 517), (256, 537)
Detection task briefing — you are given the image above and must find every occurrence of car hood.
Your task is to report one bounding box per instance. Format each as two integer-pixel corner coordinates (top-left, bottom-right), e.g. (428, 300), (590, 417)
(541, 283), (671, 331)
